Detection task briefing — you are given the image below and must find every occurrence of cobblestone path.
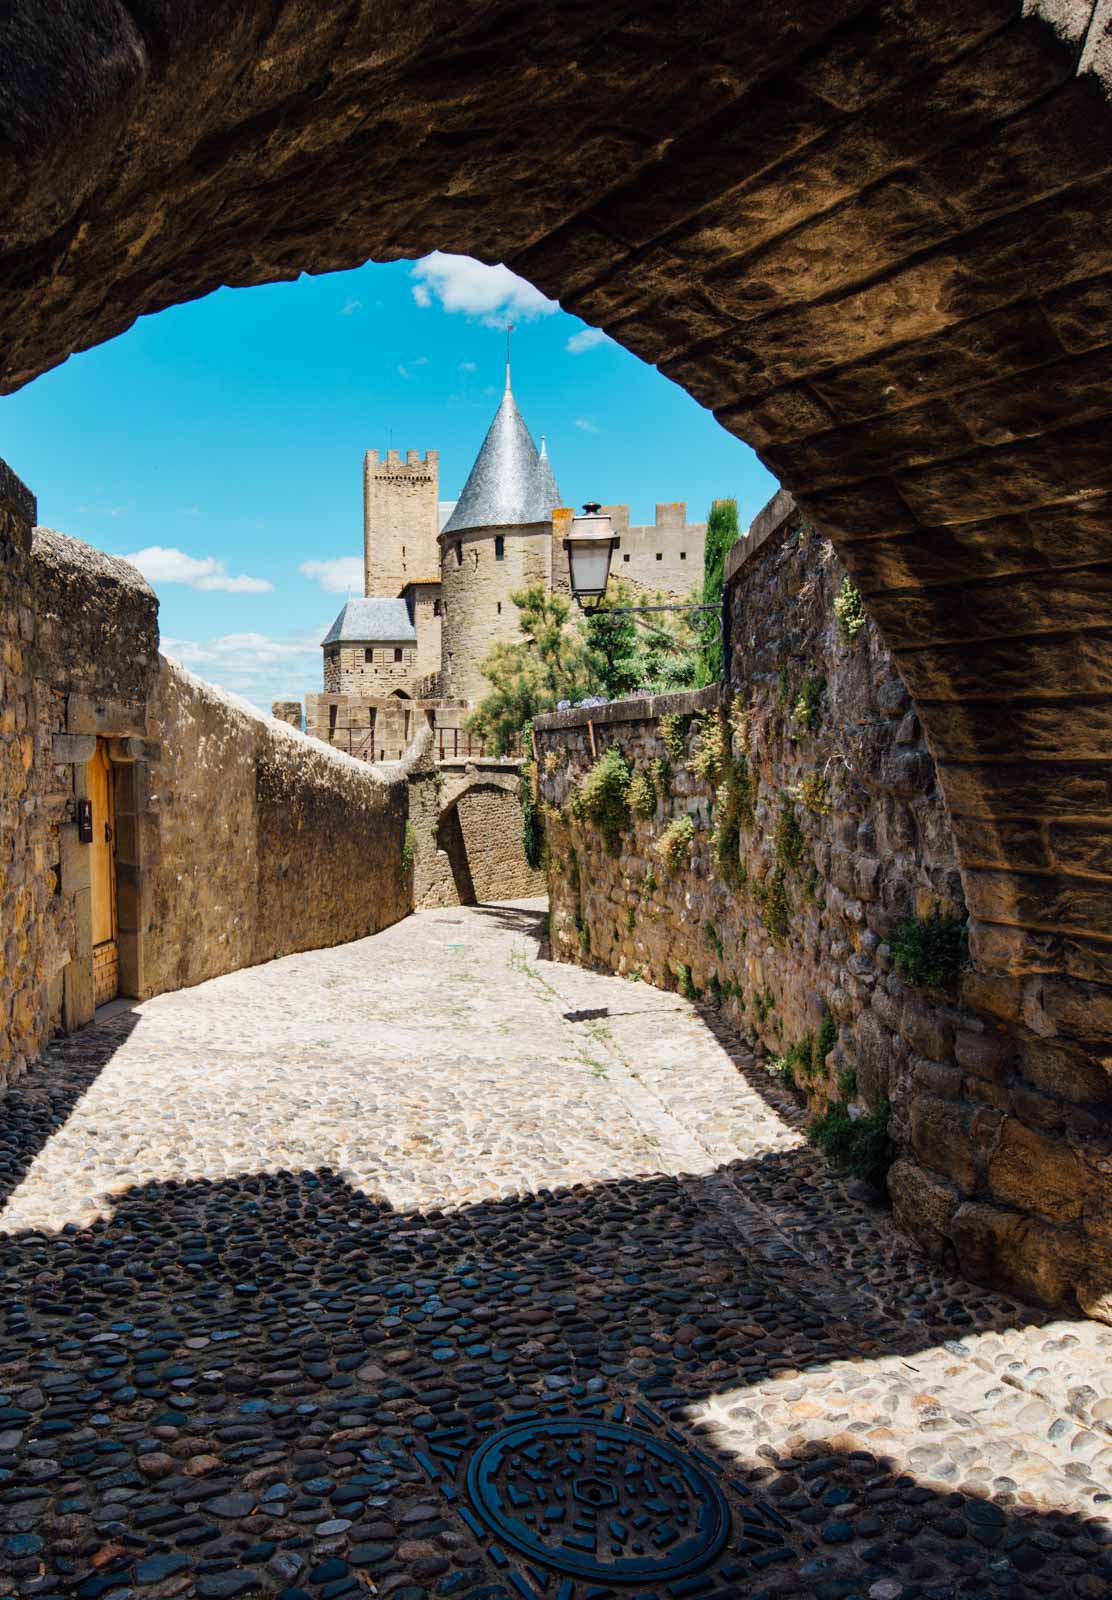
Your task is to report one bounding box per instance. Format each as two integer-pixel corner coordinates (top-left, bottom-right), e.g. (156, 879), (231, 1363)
(2, 900), (1111, 1600)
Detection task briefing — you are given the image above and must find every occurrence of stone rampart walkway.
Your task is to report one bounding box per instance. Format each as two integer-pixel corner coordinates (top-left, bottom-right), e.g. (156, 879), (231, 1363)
(1, 900), (1110, 1600)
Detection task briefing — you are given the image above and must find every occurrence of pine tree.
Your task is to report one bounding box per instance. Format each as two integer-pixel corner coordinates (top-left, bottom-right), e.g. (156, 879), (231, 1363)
(699, 497), (739, 683)
(466, 586), (601, 754)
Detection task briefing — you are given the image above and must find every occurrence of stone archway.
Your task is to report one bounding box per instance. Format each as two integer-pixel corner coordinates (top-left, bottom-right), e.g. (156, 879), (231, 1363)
(1, 2), (1110, 1261)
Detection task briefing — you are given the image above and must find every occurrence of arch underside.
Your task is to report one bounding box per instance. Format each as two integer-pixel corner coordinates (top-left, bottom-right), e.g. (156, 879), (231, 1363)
(0, 0), (1108, 1028)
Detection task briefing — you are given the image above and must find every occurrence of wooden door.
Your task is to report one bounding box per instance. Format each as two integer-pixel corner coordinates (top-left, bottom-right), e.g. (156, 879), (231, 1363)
(88, 740), (118, 1007)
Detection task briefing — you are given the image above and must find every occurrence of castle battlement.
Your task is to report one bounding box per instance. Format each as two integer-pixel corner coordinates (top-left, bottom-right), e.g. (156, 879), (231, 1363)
(365, 449), (439, 472)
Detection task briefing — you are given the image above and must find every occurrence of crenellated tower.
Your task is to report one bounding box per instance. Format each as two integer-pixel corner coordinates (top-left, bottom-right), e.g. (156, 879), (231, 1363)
(363, 447), (440, 598)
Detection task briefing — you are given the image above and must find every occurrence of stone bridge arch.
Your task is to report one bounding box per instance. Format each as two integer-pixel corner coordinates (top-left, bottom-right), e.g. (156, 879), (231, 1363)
(1, 5), (1110, 1155)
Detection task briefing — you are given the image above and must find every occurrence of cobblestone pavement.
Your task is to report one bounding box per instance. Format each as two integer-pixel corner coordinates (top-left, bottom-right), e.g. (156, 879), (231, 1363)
(2, 899), (1111, 1600)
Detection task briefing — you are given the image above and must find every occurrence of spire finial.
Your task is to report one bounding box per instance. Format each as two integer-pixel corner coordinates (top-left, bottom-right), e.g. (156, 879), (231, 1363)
(505, 322), (515, 391)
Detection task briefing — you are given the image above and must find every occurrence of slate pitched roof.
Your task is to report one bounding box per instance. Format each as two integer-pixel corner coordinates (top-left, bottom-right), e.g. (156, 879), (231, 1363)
(321, 597), (416, 647)
(442, 385), (560, 534)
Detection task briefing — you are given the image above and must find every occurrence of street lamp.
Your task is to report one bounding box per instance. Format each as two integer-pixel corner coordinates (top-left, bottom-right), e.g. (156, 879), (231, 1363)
(563, 501), (729, 678)
(562, 503), (620, 609)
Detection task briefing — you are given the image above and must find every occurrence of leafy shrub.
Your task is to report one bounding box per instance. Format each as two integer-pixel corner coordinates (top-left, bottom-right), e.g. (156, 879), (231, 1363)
(775, 797), (807, 872)
(655, 814), (695, 873)
(628, 768), (656, 818)
(704, 922), (724, 959)
(816, 1010), (838, 1063)
(837, 1064), (858, 1101)
(543, 749), (560, 775)
(642, 866), (658, 894)
(834, 575), (867, 644)
(674, 962), (699, 1000)
(626, 905), (636, 932)
(574, 904), (591, 957)
(519, 763), (544, 870)
(792, 673), (825, 733)
(752, 988), (775, 1025)
(658, 713), (691, 762)
(795, 771), (831, 814)
(691, 710), (728, 786)
(650, 754), (672, 797)
(892, 908), (968, 989)
(808, 1100), (893, 1190)
(575, 746), (632, 852)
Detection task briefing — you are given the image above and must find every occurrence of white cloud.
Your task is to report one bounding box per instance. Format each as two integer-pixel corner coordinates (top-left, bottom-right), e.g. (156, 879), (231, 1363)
(398, 364), (410, 379)
(299, 556), (364, 594)
(459, 360), (477, 373)
(162, 626), (327, 712)
(566, 327), (613, 355)
(575, 418), (600, 434)
(123, 545), (273, 594)
(411, 252), (557, 327)
(108, 505), (129, 518)
(340, 297), (362, 316)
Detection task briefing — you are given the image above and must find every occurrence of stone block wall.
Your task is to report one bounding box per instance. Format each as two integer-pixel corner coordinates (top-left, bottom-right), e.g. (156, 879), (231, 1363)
(1, 453), (423, 1085)
(535, 504), (1112, 1319)
(0, 463), (45, 1087)
(142, 660), (417, 996)
(323, 642), (418, 696)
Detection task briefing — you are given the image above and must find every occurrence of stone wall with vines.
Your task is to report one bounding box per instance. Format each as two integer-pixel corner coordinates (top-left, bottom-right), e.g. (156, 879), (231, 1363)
(536, 508), (1112, 1320)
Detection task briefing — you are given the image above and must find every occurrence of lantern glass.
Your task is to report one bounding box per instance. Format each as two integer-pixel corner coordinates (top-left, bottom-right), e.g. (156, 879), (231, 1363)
(564, 505), (617, 606)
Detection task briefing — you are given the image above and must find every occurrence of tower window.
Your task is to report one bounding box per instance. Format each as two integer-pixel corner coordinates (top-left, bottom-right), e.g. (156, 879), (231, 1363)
(455, 542), (462, 565)
(433, 599), (442, 617)
(656, 552), (663, 561)
(364, 648), (373, 663)
(394, 647), (403, 662)
(680, 551), (687, 559)
(623, 553), (630, 563)
(494, 535), (505, 561)
(497, 601), (502, 614)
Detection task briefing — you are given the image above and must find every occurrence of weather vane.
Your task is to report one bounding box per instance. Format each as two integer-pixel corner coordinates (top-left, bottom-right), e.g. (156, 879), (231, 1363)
(505, 322), (515, 390)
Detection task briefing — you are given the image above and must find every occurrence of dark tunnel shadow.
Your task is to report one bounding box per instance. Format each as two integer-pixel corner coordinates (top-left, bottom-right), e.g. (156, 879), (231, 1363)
(0, 1151), (1109, 1594)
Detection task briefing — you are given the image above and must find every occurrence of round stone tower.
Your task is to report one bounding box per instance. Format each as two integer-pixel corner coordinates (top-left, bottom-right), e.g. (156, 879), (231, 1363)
(439, 378), (562, 704)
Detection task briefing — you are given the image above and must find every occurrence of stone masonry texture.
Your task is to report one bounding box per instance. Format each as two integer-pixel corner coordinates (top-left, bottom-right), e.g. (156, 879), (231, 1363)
(1, 0), (1108, 1112)
(536, 508), (1112, 1319)
(0, 464), (420, 1082)
(1, 900), (1112, 1599)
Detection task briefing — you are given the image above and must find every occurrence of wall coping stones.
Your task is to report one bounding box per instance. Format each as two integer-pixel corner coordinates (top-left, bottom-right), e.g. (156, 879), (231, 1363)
(723, 488), (797, 588)
(535, 682), (722, 734)
(0, 455), (36, 526)
(32, 524), (155, 601)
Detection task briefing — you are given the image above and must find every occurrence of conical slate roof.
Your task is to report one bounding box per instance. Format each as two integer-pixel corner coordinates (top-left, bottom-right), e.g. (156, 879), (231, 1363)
(539, 435), (562, 509)
(442, 384), (559, 534)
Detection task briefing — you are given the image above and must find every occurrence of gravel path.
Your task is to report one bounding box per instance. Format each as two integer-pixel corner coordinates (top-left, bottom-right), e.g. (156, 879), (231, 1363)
(1, 899), (1110, 1600)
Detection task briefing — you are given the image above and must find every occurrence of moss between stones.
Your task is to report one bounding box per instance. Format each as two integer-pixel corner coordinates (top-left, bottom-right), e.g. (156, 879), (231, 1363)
(628, 767), (656, 818)
(573, 746), (632, 853)
(891, 908), (968, 989)
(402, 821), (416, 873)
(656, 814), (695, 874)
(756, 866), (790, 943)
(774, 796), (807, 872)
(792, 672), (825, 734)
(659, 713), (692, 762)
(794, 771), (831, 814)
(808, 1099), (893, 1191)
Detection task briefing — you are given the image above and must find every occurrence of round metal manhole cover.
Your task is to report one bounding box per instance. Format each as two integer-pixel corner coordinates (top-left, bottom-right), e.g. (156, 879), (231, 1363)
(465, 1418), (731, 1582)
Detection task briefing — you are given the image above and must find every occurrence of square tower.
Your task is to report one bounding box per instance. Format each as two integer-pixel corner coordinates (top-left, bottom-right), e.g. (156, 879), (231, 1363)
(363, 448), (440, 598)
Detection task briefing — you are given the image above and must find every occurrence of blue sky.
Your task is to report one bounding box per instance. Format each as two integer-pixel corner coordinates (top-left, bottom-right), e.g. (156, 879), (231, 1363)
(0, 254), (776, 708)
